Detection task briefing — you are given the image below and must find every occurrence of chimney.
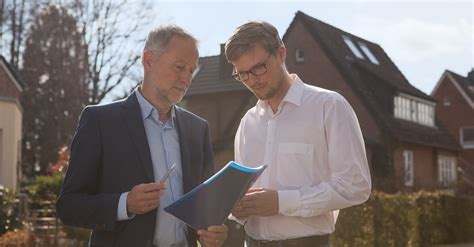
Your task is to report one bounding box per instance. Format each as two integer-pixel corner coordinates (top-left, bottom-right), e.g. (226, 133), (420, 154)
(219, 44), (234, 80)
(468, 68), (474, 83)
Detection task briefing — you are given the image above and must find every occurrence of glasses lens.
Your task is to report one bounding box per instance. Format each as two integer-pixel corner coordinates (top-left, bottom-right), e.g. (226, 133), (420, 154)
(240, 72), (249, 81)
(251, 64), (267, 76)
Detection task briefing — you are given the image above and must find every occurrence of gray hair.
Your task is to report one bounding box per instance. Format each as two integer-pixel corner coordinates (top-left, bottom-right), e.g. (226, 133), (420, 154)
(143, 24), (197, 52)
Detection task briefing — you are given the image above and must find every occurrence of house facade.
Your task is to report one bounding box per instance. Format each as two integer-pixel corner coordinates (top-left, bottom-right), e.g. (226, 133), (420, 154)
(283, 11), (460, 192)
(0, 55), (24, 190)
(432, 70), (474, 192)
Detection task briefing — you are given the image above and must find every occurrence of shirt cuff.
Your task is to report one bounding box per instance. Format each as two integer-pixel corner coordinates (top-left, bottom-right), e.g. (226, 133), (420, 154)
(228, 213), (247, 225)
(117, 192), (135, 221)
(278, 190), (301, 215)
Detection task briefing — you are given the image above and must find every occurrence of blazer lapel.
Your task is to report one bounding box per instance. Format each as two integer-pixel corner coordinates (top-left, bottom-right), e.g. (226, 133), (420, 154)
(175, 107), (194, 193)
(121, 93), (155, 182)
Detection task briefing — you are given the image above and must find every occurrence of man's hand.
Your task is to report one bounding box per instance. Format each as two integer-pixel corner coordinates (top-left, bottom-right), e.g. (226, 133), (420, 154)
(232, 188), (279, 218)
(198, 224), (228, 247)
(126, 183), (166, 215)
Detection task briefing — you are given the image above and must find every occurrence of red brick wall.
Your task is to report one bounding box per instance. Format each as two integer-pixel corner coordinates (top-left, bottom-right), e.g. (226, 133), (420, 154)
(394, 143), (457, 192)
(0, 64), (21, 99)
(184, 90), (256, 169)
(284, 19), (382, 146)
(432, 74), (474, 167)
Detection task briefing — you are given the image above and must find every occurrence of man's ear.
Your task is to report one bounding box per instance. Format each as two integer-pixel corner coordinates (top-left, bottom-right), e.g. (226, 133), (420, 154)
(143, 50), (154, 70)
(277, 44), (286, 64)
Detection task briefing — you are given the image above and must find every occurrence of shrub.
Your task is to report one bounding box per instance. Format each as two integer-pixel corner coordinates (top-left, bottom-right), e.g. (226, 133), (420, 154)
(331, 191), (474, 247)
(0, 186), (22, 235)
(0, 230), (34, 246)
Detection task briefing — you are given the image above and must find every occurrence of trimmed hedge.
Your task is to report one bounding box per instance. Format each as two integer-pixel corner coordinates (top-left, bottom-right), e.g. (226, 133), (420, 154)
(332, 191), (474, 247)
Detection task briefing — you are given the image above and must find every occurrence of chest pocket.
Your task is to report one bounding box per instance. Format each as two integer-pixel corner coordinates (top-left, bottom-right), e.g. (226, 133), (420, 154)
(277, 142), (314, 188)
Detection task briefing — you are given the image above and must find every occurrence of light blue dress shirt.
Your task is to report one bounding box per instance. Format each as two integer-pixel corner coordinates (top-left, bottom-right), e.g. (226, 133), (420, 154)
(117, 88), (188, 247)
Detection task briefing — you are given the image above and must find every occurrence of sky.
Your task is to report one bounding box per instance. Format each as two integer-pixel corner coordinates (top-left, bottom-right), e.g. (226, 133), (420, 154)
(126, 0), (473, 96)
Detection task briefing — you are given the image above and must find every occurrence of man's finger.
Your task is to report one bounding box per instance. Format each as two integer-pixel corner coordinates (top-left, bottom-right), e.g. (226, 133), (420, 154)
(241, 199), (257, 209)
(247, 187), (264, 193)
(138, 183), (167, 192)
(198, 225), (227, 237)
(142, 190), (164, 200)
(207, 224), (228, 233)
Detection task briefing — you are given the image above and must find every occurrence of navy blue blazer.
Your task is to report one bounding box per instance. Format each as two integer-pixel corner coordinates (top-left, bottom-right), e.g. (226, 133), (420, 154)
(56, 92), (214, 247)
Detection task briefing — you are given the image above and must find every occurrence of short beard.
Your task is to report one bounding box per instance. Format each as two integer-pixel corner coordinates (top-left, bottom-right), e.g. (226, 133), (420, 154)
(254, 71), (285, 100)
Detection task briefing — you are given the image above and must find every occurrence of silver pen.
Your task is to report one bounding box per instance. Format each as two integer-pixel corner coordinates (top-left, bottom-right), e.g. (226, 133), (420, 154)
(159, 163), (176, 184)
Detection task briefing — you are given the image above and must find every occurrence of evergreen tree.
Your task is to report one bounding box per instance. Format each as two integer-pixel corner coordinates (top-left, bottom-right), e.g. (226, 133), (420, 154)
(21, 5), (88, 175)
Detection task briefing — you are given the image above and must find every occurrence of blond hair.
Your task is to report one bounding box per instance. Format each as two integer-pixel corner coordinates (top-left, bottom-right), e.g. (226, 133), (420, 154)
(225, 21), (282, 62)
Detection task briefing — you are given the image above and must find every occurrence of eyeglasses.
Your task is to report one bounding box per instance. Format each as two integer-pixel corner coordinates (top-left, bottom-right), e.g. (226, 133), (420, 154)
(232, 52), (273, 82)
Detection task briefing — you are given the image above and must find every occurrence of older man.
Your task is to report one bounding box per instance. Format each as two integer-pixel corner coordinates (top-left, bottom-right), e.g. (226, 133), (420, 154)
(57, 25), (227, 247)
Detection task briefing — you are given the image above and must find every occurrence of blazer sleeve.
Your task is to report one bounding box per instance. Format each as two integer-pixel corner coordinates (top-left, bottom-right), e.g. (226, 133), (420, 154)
(56, 106), (123, 232)
(201, 120), (215, 182)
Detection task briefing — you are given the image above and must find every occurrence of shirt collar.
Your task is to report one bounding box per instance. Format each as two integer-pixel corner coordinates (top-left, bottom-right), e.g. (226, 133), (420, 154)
(135, 87), (176, 126)
(282, 74), (304, 107)
(256, 74), (304, 113)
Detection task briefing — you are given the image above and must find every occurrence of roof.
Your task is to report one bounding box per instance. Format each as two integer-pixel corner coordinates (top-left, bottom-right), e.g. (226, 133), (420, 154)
(448, 70), (474, 105)
(187, 55), (247, 96)
(431, 70), (474, 109)
(285, 11), (459, 151)
(0, 55), (25, 92)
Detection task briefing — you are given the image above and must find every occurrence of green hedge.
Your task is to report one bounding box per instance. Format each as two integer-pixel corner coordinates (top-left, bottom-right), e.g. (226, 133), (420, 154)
(26, 172), (64, 208)
(332, 191), (474, 247)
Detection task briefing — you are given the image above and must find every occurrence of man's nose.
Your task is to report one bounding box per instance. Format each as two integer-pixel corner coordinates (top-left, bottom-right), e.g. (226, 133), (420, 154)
(180, 71), (193, 86)
(245, 73), (260, 85)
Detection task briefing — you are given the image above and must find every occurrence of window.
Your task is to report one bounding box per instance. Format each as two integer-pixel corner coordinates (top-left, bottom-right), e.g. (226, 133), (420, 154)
(417, 102), (434, 126)
(460, 127), (474, 149)
(394, 95), (435, 127)
(342, 35), (364, 59)
(394, 96), (411, 121)
(403, 150), (414, 186)
(438, 155), (456, 186)
(443, 96), (451, 107)
(358, 42), (380, 65)
(295, 49), (304, 63)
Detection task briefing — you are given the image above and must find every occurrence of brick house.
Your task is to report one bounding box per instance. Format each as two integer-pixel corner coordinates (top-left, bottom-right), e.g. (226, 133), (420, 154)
(431, 70), (474, 191)
(183, 45), (257, 168)
(0, 55), (24, 190)
(185, 11), (460, 192)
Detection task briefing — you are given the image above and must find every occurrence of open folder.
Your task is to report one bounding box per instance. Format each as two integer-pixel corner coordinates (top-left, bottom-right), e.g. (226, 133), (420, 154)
(164, 161), (267, 230)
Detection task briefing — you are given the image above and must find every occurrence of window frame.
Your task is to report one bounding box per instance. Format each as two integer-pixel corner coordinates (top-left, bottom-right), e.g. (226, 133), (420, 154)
(403, 150), (414, 187)
(460, 127), (474, 149)
(295, 49), (305, 63)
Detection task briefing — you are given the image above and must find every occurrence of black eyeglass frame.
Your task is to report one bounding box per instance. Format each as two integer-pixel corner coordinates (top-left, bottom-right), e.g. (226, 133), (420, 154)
(231, 51), (276, 82)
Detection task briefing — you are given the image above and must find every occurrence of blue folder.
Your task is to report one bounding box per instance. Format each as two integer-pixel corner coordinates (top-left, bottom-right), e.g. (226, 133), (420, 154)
(164, 161), (267, 230)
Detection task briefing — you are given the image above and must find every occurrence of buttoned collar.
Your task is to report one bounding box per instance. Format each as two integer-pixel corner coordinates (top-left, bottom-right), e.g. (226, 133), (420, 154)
(135, 87), (176, 127)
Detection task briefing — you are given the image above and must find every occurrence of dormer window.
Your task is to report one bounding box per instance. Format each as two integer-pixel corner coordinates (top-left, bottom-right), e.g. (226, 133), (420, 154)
(394, 94), (435, 127)
(342, 35), (364, 60)
(295, 49), (305, 63)
(358, 42), (379, 65)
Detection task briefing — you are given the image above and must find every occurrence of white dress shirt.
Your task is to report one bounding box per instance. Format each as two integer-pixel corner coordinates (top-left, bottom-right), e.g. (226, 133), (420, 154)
(234, 74), (371, 241)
